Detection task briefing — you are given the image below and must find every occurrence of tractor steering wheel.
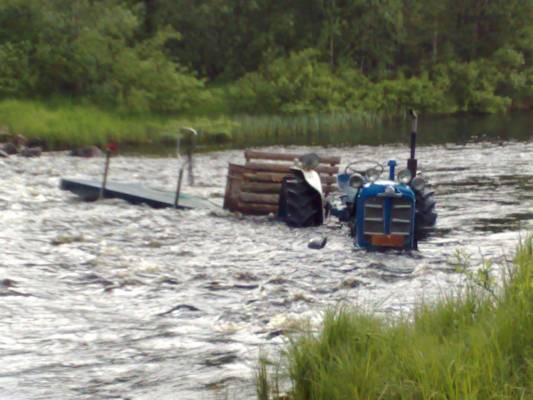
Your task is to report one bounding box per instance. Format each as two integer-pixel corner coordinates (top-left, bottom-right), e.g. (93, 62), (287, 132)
(344, 160), (384, 177)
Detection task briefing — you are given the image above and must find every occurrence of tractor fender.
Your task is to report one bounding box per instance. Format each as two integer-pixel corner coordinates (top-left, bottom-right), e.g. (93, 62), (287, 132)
(291, 168), (324, 207)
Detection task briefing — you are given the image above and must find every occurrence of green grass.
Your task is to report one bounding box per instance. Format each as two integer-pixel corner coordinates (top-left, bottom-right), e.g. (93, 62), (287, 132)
(0, 98), (237, 149)
(0, 98), (379, 149)
(258, 238), (533, 400)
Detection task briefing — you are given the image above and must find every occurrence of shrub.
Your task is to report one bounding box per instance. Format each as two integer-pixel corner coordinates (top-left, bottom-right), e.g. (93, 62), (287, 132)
(229, 49), (354, 114)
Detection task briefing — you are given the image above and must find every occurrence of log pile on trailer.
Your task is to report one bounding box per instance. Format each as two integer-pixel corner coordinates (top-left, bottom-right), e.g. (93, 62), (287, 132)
(223, 150), (341, 215)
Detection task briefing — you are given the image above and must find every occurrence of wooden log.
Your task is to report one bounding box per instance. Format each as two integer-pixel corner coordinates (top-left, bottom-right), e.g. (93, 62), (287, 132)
(239, 192), (279, 205)
(244, 172), (337, 185)
(245, 161), (338, 175)
(235, 202), (278, 215)
(241, 182), (282, 193)
(241, 181), (337, 194)
(243, 172), (286, 183)
(223, 163), (247, 211)
(245, 150), (341, 165)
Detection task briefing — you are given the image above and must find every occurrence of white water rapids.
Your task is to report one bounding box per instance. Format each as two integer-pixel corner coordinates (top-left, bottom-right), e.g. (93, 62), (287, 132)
(1, 141), (532, 399)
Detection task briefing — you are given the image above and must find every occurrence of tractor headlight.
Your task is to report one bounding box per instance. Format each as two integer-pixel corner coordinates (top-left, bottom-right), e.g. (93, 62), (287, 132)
(397, 168), (412, 184)
(349, 173), (365, 189)
(365, 167), (382, 182)
(410, 175), (426, 191)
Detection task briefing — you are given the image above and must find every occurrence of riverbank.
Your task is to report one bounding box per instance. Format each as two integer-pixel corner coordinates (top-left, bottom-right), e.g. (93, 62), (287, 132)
(257, 238), (532, 400)
(1, 99), (532, 152)
(0, 99), (380, 150)
(0, 99), (236, 149)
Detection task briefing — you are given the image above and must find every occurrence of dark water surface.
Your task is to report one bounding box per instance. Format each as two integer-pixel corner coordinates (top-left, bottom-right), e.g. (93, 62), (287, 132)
(229, 111), (533, 148)
(1, 133), (532, 398)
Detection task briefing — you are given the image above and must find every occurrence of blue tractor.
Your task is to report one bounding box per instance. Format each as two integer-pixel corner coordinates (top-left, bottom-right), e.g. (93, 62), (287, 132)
(278, 110), (437, 250)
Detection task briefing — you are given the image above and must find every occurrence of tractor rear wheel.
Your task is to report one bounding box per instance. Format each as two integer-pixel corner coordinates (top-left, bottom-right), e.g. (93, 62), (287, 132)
(413, 186), (437, 240)
(278, 174), (323, 227)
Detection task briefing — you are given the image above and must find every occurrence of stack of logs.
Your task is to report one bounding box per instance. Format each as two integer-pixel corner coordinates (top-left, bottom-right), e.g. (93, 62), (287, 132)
(223, 150), (341, 215)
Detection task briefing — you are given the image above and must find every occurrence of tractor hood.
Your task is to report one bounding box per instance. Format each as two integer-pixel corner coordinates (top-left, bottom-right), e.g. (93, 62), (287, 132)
(361, 181), (414, 198)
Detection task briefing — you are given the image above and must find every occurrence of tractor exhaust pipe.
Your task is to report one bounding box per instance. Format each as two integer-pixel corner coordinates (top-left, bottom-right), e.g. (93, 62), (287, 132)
(407, 109), (418, 178)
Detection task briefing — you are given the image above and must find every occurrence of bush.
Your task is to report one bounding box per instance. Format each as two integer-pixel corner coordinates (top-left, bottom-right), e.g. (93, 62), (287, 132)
(0, 41), (35, 96)
(360, 73), (454, 115)
(228, 49), (355, 114)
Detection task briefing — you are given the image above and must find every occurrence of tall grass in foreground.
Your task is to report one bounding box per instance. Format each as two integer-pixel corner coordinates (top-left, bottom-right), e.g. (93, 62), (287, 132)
(257, 238), (532, 400)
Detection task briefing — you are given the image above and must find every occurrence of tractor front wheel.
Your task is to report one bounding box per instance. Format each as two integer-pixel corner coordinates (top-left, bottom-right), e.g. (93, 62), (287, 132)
(278, 174), (323, 227)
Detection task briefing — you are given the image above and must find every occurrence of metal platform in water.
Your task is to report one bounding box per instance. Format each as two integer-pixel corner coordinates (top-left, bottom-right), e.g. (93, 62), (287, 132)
(60, 178), (218, 210)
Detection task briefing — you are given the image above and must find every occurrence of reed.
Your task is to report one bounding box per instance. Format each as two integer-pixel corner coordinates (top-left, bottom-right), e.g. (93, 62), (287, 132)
(231, 112), (380, 147)
(258, 237), (533, 399)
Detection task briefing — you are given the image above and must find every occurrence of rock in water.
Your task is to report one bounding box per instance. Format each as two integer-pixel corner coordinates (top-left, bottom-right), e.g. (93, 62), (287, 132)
(308, 236), (328, 249)
(2, 142), (17, 155)
(27, 137), (48, 150)
(13, 134), (27, 147)
(19, 146), (42, 157)
(70, 146), (103, 158)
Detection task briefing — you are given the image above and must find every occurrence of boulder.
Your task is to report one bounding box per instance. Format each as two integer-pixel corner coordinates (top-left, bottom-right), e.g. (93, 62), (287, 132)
(0, 149), (8, 158)
(2, 142), (17, 155)
(70, 145), (103, 158)
(13, 134), (27, 147)
(19, 146), (42, 157)
(27, 137), (48, 150)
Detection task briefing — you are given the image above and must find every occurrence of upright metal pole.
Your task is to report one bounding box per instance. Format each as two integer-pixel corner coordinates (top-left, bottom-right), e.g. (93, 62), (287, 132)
(187, 147), (194, 186)
(99, 150), (111, 199)
(407, 109), (418, 178)
(174, 135), (182, 208)
(174, 168), (184, 208)
(174, 127), (198, 206)
(180, 127), (198, 186)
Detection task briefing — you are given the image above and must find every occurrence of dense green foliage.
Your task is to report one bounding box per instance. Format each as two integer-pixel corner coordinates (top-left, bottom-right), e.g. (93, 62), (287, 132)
(257, 238), (533, 399)
(1, 0), (533, 145)
(0, 0), (204, 113)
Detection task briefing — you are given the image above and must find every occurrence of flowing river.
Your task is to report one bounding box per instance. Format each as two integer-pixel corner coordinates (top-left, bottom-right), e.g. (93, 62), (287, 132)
(1, 137), (533, 398)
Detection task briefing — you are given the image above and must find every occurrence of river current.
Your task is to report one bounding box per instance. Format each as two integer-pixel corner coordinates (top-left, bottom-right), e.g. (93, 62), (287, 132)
(1, 140), (532, 399)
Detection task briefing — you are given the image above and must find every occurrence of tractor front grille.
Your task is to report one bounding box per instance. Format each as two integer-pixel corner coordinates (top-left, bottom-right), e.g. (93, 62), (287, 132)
(363, 197), (412, 235)
(390, 198), (412, 234)
(363, 197), (385, 234)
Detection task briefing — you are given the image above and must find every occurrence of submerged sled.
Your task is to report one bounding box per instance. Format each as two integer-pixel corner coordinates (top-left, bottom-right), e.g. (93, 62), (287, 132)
(60, 131), (217, 211)
(60, 178), (217, 210)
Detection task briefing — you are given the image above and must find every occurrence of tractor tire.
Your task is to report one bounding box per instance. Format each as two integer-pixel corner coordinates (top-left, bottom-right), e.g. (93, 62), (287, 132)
(278, 174), (323, 227)
(413, 186), (437, 240)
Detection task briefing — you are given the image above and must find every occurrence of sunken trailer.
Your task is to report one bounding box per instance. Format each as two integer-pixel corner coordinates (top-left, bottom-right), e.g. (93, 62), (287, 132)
(277, 110), (437, 250)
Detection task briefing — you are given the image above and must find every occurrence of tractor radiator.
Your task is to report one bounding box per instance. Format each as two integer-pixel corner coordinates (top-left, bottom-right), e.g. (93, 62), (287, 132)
(363, 197), (412, 235)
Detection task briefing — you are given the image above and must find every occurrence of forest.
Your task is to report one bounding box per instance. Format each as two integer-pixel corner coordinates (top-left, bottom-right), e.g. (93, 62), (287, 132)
(1, 0), (533, 146)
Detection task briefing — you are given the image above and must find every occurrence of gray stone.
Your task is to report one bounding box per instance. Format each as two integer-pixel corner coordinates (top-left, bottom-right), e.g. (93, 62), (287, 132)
(308, 236), (328, 249)
(13, 134), (27, 147)
(70, 145), (103, 158)
(27, 137), (47, 150)
(2, 142), (17, 155)
(0, 149), (8, 158)
(19, 146), (42, 157)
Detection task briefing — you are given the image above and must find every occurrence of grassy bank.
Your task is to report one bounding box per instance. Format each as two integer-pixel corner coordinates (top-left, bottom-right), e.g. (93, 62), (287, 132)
(258, 238), (533, 400)
(0, 99), (380, 150)
(0, 99), (239, 149)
